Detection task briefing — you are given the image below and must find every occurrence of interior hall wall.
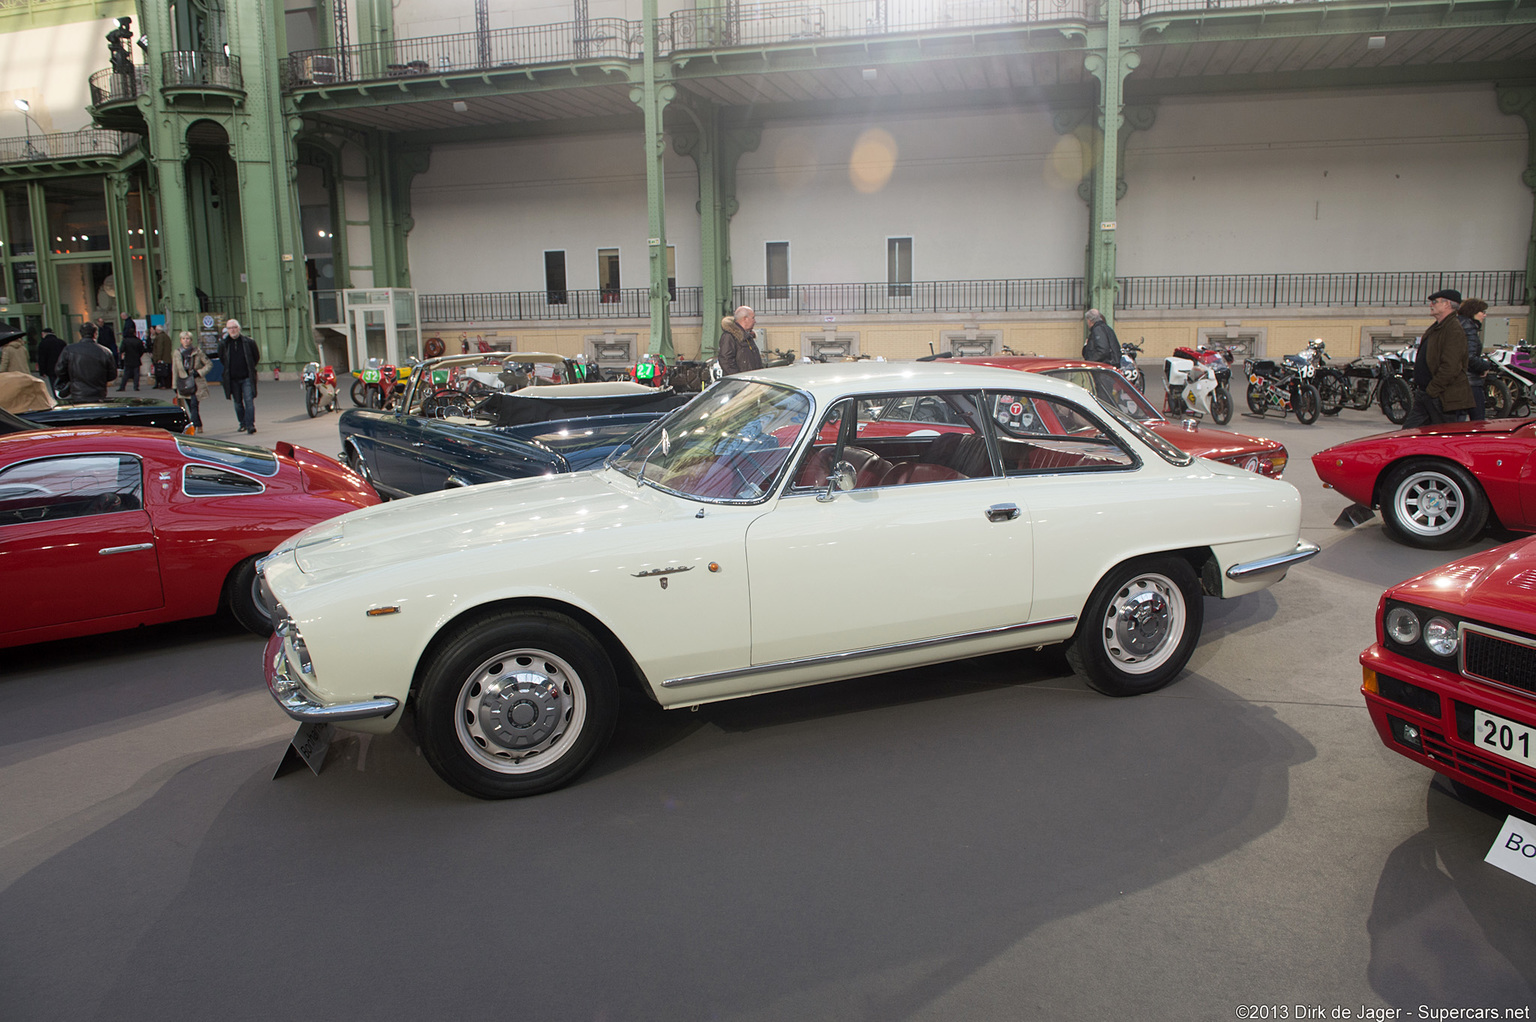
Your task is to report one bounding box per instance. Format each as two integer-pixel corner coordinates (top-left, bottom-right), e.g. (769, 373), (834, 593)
(0, 17), (125, 135)
(1117, 85), (1531, 275)
(408, 133), (701, 295)
(392, 0), (692, 36)
(730, 107), (1087, 285)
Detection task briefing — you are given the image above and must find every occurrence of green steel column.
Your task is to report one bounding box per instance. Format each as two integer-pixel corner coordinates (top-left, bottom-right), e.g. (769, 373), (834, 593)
(1083, 3), (1139, 325)
(1498, 87), (1536, 344)
(633, 0), (674, 360)
(25, 181), (60, 331)
(674, 104), (760, 356)
(364, 133), (429, 288)
(105, 172), (137, 319)
(137, 0), (198, 331)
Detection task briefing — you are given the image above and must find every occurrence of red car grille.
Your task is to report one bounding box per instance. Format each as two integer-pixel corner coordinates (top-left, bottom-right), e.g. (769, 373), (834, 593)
(1420, 725), (1536, 804)
(1462, 626), (1536, 698)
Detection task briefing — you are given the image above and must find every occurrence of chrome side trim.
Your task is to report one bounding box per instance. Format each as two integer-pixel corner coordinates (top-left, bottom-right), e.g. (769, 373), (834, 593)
(1225, 539), (1320, 581)
(99, 543), (153, 555)
(271, 688), (400, 723)
(661, 615), (1077, 689)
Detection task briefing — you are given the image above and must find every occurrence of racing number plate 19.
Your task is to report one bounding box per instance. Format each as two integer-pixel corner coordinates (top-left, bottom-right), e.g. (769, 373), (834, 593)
(1473, 709), (1536, 769)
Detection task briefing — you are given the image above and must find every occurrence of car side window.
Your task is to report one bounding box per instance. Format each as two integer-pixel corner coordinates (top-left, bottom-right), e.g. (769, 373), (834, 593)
(986, 392), (1135, 476)
(0, 455), (144, 525)
(789, 391), (997, 490)
(183, 464), (265, 496)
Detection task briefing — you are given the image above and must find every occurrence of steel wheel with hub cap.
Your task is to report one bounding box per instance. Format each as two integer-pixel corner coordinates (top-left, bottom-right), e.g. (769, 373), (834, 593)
(1066, 556), (1204, 697)
(1380, 459), (1488, 549)
(415, 610), (618, 798)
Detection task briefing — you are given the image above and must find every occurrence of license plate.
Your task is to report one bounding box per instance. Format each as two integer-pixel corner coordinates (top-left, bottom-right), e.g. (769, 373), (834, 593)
(1473, 709), (1536, 769)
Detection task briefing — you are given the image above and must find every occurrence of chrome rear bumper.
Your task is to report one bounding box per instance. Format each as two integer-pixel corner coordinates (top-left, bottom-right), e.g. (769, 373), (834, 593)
(1226, 539), (1320, 581)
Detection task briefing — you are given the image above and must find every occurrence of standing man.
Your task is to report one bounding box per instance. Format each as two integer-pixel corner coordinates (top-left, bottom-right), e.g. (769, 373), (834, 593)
(218, 318), (261, 433)
(1083, 309), (1122, 366)
(55, 323), (118, 401)
(1403, 289), (1473, 428)
(151, 325), (174, 388)
(717, 306), (763, 376)
(36, 326), (65, 395)
(117, 325), (145, 390)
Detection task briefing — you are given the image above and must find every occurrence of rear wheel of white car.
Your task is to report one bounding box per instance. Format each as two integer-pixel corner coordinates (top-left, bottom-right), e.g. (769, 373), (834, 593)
(1381, 460), (1488, 550)
(416, 611), (619, 799)
(1066, 556), (1203, 697)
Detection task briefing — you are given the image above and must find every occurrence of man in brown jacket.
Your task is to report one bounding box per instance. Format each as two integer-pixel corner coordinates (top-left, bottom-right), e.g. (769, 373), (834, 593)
(1403, 288), (1474, 427)
(717, 306), (763, 376)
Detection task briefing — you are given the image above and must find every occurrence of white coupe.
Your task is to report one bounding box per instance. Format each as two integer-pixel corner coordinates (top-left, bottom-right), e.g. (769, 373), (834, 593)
(262, 362), (1316, 798)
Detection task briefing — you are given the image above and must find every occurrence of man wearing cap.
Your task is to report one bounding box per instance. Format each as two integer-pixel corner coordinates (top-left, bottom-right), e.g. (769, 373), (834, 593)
(1403, 289), (1473, 428)
(217, 318), (261, 434)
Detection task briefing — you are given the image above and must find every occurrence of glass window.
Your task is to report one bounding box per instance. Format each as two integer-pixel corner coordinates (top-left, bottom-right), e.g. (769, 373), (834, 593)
(4, 185), (33, 256)
(545, 250), (567, 305)
(183, 464), (265, 496)
(597, 248), (619, 302)
(790, 391), (996, 490)
(174, 435), (280, 477)
(984, 392), (1135, 475)
(887, 237), (912, 298)
(766, 241), (788, 300)
(666, 244), (676, 302)
(46, 178), (110, 254)
(0, 455), (143, 524)
(12, 261), (39, 303)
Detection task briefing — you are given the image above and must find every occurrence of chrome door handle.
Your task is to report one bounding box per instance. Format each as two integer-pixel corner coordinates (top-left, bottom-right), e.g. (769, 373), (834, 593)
(100, 542), (153, 555)
(985, 503), (1020, 523)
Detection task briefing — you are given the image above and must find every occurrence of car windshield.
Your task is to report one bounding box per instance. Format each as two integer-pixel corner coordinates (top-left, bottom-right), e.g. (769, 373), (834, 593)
(608, 379), (810, 502)
(1043, 367), (1161, 423)
(400, 353), (583, 418)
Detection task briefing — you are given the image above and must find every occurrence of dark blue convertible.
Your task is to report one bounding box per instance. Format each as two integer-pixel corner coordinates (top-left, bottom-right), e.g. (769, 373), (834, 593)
(337, 354), (692, 499)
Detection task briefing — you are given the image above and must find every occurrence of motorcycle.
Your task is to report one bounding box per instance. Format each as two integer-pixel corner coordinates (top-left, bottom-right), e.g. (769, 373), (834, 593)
(1245, 356), (1321, 424)
(1483, 347), (1533, 417)
(1164, 351), (1233, 425)
(1293, 339), (1349, 416)
(632, 353), (668, 388)
(1338, 354), (1413, 424)
(1118, 339), (1145, 392)
(302, 361), (338, 418)
(360, 362), (401, 410)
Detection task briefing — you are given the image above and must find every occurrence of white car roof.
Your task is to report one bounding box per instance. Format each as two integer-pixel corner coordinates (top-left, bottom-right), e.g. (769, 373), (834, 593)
(734, 360), (1093, 404)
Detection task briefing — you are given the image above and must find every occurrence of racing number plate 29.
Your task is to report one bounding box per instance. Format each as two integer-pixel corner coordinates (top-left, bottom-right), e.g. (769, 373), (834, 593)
(1473, 709), (1536, 769)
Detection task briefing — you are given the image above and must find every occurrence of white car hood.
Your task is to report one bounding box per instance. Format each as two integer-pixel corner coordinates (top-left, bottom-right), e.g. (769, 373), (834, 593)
(292, 469), (684, 577)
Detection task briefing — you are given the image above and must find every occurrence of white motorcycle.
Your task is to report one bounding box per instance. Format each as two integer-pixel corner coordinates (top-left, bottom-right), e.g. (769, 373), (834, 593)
(1163, 353), (1234, 425)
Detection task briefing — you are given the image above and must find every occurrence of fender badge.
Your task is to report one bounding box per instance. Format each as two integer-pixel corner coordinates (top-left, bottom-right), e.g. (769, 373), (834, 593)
(632, 566), (693, 578)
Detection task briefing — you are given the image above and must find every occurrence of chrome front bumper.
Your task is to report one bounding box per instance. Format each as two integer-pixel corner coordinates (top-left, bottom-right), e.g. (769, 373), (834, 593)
(263, 629), (400, 723)
(1225, 539), (1321, 581)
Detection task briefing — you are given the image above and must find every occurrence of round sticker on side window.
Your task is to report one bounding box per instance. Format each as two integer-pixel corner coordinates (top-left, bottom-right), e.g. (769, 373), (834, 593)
(1009, 402), (1024, 417)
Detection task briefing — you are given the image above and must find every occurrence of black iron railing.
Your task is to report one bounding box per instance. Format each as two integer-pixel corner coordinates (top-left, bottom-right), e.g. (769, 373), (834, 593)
(1117, 271), (1530, 310)
(416, 272), (1528, 323)
(0, 129), (138, 165)
(283, 19), (642, 88)
(162, 52), (243, 91)
(666, 0), (1093, 50)
(88, 65), (149, 107)
(421, 286), (701, 323)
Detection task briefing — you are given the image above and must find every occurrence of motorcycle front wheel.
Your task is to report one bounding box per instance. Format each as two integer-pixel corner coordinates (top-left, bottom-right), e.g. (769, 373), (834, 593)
(305, 383), (321, 418)
(367, 385), (384, 410)
(1211, 386), (1233, 426)
(1246, 384), (1266, 415)
(1381, 377), (1412, 425)
(1293, 383), (1321, 425)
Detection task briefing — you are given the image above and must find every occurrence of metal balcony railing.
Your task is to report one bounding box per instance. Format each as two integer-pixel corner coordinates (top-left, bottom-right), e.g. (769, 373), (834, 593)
(283, 19), (642, 88)
(666, 0), (1094, 50)
(416, 271), (1528, 324)
(88, 65), (149, 107)
(421, 286), (700, 323)
(162, 51), (243, 92)
(0, 129), (138, 166)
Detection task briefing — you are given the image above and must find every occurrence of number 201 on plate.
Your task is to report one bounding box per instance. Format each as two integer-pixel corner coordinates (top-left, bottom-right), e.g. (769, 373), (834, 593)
(1474, 709), (1536, 768)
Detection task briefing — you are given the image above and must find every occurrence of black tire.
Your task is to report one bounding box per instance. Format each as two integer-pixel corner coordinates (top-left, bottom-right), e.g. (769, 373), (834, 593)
(1380, 459), (1488, 550)
(1166, 390), (1187, 416)
(415, 610), (619, 799)
(1514, 396), (1533, 419)
(305, 384), (321, 418)
(1293, 383), (1321, 425)
(1246, 383), (1266, 415)
(1381, 377), (1412, 425)
(367, 385), (383, 410)
(224, 555), (273, 636)
(350, 378), (367, 407)
(1211, 386), (1233, 426)
(1483, 376), (1512, 419)
(1317, 369), (1347, 416)
(1065, 555), (1204, 697)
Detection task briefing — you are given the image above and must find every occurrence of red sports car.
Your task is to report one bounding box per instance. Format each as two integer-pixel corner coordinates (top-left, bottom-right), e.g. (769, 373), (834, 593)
(0, 428), (379, 648)
(1361, 535), (1536, 816)
(948, 356), (1288, 477)
(1313, 419), (1536, 549)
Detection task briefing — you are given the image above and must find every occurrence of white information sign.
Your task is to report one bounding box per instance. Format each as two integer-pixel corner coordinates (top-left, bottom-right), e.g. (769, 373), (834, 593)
(1484, 814), (1536, 886)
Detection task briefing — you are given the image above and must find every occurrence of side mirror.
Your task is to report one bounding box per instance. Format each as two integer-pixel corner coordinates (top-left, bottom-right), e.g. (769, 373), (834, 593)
(817, 460), (858, 502)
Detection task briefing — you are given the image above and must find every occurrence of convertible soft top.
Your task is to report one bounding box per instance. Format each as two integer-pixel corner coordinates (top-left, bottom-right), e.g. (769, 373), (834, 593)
(479, 386), (693, 427)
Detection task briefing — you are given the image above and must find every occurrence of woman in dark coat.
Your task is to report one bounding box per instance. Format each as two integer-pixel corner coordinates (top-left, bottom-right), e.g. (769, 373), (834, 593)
(1458, 298), (1489, 420)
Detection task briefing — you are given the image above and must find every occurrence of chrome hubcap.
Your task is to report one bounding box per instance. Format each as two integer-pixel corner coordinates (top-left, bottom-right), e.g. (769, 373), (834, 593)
(1101, 573), (1186, 675)
(456, 648), (586, 774)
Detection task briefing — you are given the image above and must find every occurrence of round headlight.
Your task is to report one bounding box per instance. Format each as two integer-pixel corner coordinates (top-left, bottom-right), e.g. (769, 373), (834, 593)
(1386, 607), (1420, 645)
(1424, 617), (1459, 657)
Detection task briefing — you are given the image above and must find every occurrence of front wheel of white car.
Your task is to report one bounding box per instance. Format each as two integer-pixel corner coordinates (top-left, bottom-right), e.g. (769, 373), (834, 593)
(1066, 556), (1203, 697)
(416, 611), (619, 799)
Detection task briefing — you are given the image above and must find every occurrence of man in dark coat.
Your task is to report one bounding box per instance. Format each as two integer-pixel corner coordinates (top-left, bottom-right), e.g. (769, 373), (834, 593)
(117, 325), (146, 391)
(1403, 289), (1474, 427)
(1082, 309), (1121, 366)
(717, 306), (763, 376)
(55, 323), (118, 401)
(217, 318), (261, 433)
(36, 326), (65, 394)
